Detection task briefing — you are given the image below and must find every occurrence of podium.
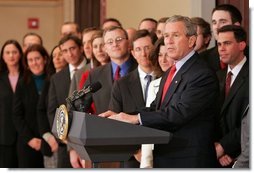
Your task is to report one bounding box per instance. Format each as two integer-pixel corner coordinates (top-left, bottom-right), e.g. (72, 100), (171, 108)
(52, 108), (172, 165)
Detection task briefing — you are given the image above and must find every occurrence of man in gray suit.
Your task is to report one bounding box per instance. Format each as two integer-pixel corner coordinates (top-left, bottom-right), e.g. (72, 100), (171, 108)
(69, 26), (137, 168)
(68, 27), (98, 96)
(47, 35), (86, 168)
(233, 105), (249, 168)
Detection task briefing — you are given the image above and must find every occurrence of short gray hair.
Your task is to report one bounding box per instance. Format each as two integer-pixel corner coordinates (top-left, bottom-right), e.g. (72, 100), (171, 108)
(166, 15), (197, 37)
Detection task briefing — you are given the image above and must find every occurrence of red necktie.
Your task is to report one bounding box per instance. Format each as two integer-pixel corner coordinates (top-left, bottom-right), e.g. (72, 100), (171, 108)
(220, 61), (227, 70)
(225, 71), (232, 97)
(114, 66), (121, 80)
(161, 65), (176, 102)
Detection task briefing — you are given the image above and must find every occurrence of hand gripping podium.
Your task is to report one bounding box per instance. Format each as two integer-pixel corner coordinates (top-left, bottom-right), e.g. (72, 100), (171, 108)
(52, 105), (172, 165)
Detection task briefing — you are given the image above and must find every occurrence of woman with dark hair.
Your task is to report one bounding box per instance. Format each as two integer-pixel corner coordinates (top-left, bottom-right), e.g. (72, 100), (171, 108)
(12, 44), (50, 167)
(37, 45), (67, 168)
(0, 39), (23, 167)
(140, 37), (174, 168)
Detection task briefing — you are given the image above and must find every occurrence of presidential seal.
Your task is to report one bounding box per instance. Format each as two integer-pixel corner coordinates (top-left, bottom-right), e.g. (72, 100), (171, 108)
(56, 104), (69, 142)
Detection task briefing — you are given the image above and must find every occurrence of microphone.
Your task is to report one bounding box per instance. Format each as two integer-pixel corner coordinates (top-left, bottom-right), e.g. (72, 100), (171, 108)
(66, 81), (102, 111)
(75, 81), (102, 101)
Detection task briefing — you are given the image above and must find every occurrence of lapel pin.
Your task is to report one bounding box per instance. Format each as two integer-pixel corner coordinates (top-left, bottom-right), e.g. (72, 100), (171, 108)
(175, 81), (178, 84)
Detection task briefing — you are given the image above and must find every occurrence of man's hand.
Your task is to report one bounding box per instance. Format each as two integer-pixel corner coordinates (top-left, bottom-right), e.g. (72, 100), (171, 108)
(46, 135), (59, 152)
(134, 149), (141, 162)
(28, 138), (41, 151)
(219, 154), (233, 166)
(215, 142), (224, 159)
(98, 110), (117, 118)
(108, 112), (139, 124)
(70, 149), (84, 168)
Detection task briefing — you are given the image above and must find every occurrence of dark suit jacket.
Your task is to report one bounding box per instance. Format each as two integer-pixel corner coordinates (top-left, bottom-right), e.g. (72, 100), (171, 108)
(0, 72), (20, 146)
(139, 52), (219, 168)
(0, 72), (20, 167)
(216, 61), (249, 158)
(48, 66), (71, 127)
(37, 80), (53, 157)
(47, 66), (72, 168)
(109, 68), (145, 113)
(12, 77), (44, 167)
(108, 68), (146, 168)
(200, 46), (249, 72)
(85, 59), (137, 114)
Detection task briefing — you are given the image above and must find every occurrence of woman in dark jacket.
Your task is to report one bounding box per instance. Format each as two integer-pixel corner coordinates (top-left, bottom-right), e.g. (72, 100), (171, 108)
(12, 44), (50, 168)
(0, 40), (23, 167)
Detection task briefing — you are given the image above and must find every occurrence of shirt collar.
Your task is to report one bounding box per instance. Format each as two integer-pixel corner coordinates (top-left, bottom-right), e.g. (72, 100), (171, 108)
(69, 58), (86, 72)
(175, 50), (195, 72)
(137, 65), (155, 80)
(228, 56), (247, 76)
(111, 57), (133, 77)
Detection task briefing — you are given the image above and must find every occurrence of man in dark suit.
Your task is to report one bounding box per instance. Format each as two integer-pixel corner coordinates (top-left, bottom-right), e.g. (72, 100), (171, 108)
(101, 15), (219, 168)
(199, 4), (248, 72)
(69, 26), (137, 168)
(102, 30), (157, 167)
(108, 29), (157, 113)
(214, 25), (249, 167)
(47, 35), (86, 168)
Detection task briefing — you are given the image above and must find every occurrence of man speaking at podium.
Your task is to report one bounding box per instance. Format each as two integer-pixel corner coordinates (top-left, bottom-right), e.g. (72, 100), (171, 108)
(100, 15), (219, 168)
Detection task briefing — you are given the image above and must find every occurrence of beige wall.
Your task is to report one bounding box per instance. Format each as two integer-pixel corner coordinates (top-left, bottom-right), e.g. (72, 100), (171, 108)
(0, 0), (216, 52)
(106, 0), (215, 28)
(0, 0), (64, 52)
(106, 0), (215, 46)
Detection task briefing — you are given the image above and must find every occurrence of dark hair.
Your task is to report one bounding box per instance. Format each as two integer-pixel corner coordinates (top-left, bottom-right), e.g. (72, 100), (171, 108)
(217, 25), (247, 42)
(23, 44), (50, 83)
(212, 4), (242, 24)
(0, 39), (24, 73)
(47, 45), (59, 76)
(58, 34), (83, 48)
(149, 37), (164, 77)
(90, 30), (104, 67)
(102, 18), (122, 27)
(132, 29), (158, 49)
(103, 26), (129, 40)
(22, 32), (43, 45)
(191, 17), (211, 47)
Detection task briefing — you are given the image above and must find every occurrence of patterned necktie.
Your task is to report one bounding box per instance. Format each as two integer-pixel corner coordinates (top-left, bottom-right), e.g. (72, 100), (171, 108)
(144, 75), (152, 103)
(161, 64), (176, 103)
(225, 71), (232, 97)
(114, 66), (121, 80)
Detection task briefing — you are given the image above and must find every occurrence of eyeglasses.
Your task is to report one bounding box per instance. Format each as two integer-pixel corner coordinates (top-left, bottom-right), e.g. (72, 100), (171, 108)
(105, 37), (126, 46)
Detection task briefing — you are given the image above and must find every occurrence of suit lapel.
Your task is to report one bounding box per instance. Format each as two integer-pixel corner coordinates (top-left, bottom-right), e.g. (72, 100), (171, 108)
(159, 53), (198, 108)
(220, 62), (249, 114)
(128, 69), (145, 107)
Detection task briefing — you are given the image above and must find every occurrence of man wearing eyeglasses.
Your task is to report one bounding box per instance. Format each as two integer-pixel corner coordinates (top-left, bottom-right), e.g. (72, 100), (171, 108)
(69, 26), (137, 168)
(99, 29), (157, 167)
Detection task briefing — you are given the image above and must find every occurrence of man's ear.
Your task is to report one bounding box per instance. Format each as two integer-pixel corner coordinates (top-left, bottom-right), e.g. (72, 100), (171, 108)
(239, 41), (247, 51)
(189, 35), (197, 48)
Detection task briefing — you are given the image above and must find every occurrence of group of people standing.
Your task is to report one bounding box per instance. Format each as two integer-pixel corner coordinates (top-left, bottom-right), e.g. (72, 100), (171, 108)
(0, 3), (249, 169)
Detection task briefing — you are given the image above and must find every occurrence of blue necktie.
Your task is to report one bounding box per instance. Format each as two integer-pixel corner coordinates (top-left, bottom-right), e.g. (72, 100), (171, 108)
(144, 75), (152, 103)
